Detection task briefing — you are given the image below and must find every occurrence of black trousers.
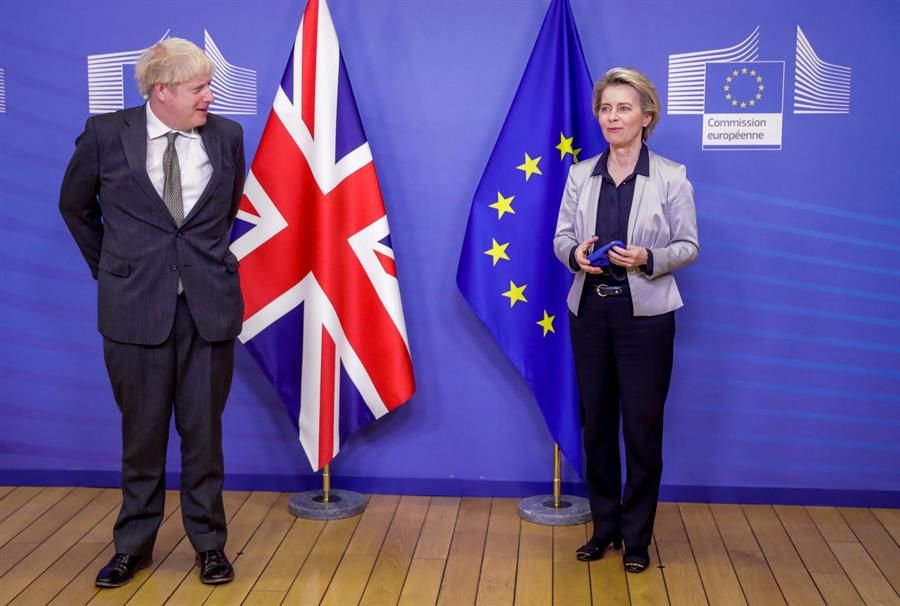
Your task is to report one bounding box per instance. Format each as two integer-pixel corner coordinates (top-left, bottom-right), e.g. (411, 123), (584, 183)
(569, 286), (675, 549)
(103, 295), (234, 556)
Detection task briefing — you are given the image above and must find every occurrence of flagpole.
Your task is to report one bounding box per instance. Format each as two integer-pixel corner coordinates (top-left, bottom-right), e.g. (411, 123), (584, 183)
(517, 442), (590, 526)
(288, 464), (365, 520)
(553, 444), (561, 509)
(322, 463), (331, 504)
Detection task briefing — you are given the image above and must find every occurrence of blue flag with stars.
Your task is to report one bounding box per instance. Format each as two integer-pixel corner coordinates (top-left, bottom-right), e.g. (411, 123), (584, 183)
(456, 0), (598, 475)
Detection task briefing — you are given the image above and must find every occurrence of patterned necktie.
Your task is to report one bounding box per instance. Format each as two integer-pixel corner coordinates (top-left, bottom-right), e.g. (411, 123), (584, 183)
(162, 132), (184, 293)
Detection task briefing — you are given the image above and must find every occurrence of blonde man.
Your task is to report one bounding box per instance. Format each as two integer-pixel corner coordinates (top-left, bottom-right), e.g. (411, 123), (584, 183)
(60, 38), (245, 587)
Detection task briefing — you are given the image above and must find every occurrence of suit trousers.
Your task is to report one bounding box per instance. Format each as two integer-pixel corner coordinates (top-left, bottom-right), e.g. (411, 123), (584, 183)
(103, 295), (234, 556)
(569, 286), (674, 549)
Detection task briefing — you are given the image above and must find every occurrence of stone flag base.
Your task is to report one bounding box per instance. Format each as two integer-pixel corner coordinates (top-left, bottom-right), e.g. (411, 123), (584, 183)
(289, 489), (367, 520)
(518, 494), (591, 526)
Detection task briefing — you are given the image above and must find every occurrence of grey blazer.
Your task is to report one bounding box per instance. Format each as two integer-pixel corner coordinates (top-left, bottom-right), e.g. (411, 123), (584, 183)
(553, 149), (699, 317)
(59, 105), (246, 345)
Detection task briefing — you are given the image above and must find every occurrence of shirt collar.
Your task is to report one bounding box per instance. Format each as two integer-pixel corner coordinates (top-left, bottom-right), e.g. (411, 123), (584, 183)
(145, 102), (199, 140)
(592, 143), (650, 178)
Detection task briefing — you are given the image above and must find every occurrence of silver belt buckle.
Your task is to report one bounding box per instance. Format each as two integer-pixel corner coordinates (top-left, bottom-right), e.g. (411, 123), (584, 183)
(595, 284), (608, 297)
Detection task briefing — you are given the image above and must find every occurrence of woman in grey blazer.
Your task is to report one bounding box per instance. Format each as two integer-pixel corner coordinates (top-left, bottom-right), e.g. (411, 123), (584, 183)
(554, 68), (698, 572)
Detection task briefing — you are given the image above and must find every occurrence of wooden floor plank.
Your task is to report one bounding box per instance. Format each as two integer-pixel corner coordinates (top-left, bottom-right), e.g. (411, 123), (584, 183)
(254, 517), (325, 592)
(807, 506), (858, 543)
(626, 537), (669, 606)
(0, 486), (50, 524)
(0, 485), (15, 502)
(123, 490), (250, 606)
(0, 488), (118, 604)
(320, 494), (401, 606)
(398, 558), (445, 606)
(414, 496), (461, 560)
(281, 514), (362, 605)
(164, 490), (282, 606)
(0, 486), (72, 546)
(360, 495), (430, 606)
(742, 505), (825, 606)
(830, 541), (900, 606)
(655, 502), (705, 606)
(46, 491), (181, 606)
(2, 487), (895, 606)
(437, 497), (491, 606)
(553, 524), (592, 606)
(514, 520), (552, 606)
(775, 505), (864, 606)
(0, 487), (83, 576)
(242, 589), (287, 605)
(656, 539), (707, 606)
(476, 499), (521, 606)
(585, 521), (630, 606)
(840, 507), (900, 595)
(679, 503), (746, 606)
(710, 504), (786, 606)
(872, 508), (900, 546)
(205, 496), (293, 606)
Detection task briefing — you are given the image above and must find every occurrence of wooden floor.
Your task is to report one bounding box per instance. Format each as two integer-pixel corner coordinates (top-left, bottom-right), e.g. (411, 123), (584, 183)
(0, 487), (898, 605)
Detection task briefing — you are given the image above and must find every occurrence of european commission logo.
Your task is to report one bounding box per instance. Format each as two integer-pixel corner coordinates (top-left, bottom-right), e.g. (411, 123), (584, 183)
(87, 30), (257, 116)
(703, 62), (784, 150)
(667, 26), (851, 151)
(0, 67), (6, 113)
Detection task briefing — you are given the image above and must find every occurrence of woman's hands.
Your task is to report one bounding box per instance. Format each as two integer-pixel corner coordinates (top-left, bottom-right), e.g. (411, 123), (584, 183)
(608, 244), (648, 269)
(574, 236), (604, 274)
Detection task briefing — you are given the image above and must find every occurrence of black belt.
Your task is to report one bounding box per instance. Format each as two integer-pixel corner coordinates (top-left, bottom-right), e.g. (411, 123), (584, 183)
(593, 283), (628, 297)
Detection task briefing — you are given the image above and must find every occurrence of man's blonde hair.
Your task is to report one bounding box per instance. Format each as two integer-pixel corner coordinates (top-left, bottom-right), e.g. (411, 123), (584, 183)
(592, 67), (661, 140)
(135, 38), (213, 97)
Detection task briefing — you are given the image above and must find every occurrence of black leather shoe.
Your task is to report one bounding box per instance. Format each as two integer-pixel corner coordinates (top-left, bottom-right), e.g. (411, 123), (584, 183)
(196, 549), (234, 585)
(623, 546), (651, 573)
(95, 553), (152, 588)
(575, 532), (623, 561)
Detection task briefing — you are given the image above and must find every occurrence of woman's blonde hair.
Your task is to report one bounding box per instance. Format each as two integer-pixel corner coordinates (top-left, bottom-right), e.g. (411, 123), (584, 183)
(592, 67), (661, 140)
(135, 38), (214, 97)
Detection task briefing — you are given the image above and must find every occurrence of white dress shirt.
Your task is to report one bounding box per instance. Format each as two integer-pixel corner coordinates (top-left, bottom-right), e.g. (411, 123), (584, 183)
(145, 102), (212, 218)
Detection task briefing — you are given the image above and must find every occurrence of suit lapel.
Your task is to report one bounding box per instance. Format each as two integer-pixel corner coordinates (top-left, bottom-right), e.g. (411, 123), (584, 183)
(184, 125), (223, 225)
(121, 105), (172, 222)
(583, 154), (604, 240)
(629, 174), (647, 243)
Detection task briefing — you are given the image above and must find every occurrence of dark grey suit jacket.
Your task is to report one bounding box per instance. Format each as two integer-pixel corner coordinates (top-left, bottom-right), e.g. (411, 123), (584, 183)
(60, 105), (246, 345)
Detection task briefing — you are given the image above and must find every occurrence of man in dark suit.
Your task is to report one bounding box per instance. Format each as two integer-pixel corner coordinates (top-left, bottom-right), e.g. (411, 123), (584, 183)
(59, 38), (245, 588)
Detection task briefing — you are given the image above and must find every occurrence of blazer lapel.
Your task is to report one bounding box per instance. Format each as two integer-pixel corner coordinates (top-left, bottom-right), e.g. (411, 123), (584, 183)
(629, 173), (647, 243)
(184, 125), (223, 225)
(120, 105), (171, 218)
(583, 154), (604, 240)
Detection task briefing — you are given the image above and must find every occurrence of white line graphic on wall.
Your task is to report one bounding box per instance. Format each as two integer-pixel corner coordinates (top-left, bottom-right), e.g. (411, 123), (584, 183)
(87, 30), (256, 115)
(0, 68), (6, 113)
(205, 30), (257, 115)
(666, 27), (760, 115)
(793, 26), (850, 114)
(87, 31), (169, 114)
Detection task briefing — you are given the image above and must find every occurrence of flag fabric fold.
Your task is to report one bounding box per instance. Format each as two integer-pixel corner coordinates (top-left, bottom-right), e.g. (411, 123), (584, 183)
(231, 0), (415, 472)
(456, 0), (597, 474)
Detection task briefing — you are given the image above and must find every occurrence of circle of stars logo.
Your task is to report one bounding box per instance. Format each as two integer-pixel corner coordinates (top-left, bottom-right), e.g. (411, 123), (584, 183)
(723, 66), (765, 109)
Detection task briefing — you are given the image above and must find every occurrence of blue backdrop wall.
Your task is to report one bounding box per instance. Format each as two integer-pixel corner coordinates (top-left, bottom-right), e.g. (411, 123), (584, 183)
(1, 0), (898, 505)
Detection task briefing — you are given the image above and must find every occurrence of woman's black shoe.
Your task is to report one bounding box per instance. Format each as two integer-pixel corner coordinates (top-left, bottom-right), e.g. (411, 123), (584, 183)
(575, 532), (622, 561)
(623, 546), (651, 573)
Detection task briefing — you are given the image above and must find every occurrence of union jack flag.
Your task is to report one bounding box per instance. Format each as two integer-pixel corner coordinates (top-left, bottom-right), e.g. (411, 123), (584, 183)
(231, 0), (416, 471)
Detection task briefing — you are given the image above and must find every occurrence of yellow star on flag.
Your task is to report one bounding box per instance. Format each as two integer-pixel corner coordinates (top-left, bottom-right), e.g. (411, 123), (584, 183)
(555, 133), (575, 160)
(537, 310), (555, 336)
(516, 153), (542, 181)
(484, 239), (510, 266)
(573, 148), (582, 163)
(741, 67), (748, 74)
(502, 281), (528, 307)
(488, 192), (515, 220)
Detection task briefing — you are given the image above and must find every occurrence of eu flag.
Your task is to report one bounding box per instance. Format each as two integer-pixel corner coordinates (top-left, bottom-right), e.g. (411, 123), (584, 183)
(456, 0), (598, 474)
(704, 61), (785, 114)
